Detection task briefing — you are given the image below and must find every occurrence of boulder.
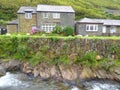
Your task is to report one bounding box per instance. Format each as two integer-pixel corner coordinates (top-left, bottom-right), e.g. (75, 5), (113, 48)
(59, 65), (78, 80)
(33, 67), (40, 77)
(0, 65), (6, 76)
(4, 60), (21, 71)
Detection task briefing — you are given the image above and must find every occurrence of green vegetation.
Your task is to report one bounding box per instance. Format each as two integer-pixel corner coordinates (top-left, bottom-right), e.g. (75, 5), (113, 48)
(52, 25), (74, 36)
(1, 0), (120, 26)
(52, 25), (63, 34)
(0, 35), (120, 69)
(63, 26), (74, 36)
(76, 51), (98, 67)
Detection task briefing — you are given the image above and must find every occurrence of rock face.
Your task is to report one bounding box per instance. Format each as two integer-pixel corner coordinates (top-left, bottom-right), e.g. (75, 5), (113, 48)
(0, 60), (120, 82)
(0, 60), (20, 76)
(21, 63), (120, 82)
(0, 65), (6, 76)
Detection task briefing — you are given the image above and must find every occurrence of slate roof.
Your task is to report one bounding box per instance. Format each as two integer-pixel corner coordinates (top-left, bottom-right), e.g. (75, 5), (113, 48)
(78, 18), (120, 26)
(37, 4), (75, 13)
(17, 6), (37, 13)
(7, 19), (18, 25)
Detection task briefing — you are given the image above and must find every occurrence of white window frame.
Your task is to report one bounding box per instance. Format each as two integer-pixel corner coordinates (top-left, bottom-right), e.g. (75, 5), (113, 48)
(25, 12), (32, 19)
(41, 23), (55, 33)
(110, 26), (116, 33)
(43, 13), (49, 18)
(102, 26), (106, 33)
(86, 24), (98, 31)
(53, 13), (60, 19)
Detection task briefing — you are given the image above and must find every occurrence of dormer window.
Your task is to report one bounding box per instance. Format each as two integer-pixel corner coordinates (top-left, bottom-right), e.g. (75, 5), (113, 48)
(25, 12), (32, 19)
(24, 9), (33, 19)
(53, 13), (60, 19)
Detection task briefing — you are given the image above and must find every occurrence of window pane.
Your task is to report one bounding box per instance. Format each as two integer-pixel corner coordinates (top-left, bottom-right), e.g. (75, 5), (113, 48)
(86, 24), (98, 31)
(25, 13), (32, 19)
(42, 23), (56, 32)
(43, 13), (48, 18)
(90, 26), (93, 30)
(53, 13), (60, 19)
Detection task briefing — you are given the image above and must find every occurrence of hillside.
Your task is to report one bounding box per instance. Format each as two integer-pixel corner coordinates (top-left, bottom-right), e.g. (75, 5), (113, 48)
(1, 0), (120, 24)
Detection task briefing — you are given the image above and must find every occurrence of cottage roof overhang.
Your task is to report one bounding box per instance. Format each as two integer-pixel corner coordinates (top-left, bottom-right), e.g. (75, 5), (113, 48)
(77, 18), (120, 26)
(7, 19), (18, 25)
(17, 7), (37, 14)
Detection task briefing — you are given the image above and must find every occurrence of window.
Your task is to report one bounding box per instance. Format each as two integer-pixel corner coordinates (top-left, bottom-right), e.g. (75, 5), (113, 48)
(86, 24), (98, 31)
(25, 12), (32, 19)
(42, 23), (55, 33)
(53, 13), (60, 19)
(43, 13), (48, 18)
(110, 26), (116, 33)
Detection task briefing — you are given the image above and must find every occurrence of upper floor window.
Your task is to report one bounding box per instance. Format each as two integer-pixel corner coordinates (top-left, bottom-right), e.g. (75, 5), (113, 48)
(86, 24), (98, 31)
(25, 12), (32, 19)
(53, 13), (60, 19)
(43, 13), (49, 18)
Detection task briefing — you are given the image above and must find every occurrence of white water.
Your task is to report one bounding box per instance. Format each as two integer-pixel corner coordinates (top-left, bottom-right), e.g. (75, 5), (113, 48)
(0, 72), (29, 88)
(84, 80), (120, 90)
(71, 86), (79, 90)
(0, 72), (120, 90)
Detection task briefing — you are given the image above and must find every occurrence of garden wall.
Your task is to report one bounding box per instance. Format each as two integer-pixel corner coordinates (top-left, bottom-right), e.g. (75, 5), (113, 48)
(0, 36), (120, 65)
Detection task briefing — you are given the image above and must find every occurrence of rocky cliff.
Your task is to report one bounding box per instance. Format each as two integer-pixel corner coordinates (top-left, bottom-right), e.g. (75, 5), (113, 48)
(0, 60), (120, 83)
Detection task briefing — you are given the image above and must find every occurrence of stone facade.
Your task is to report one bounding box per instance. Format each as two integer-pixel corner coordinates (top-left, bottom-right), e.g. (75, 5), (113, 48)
(37, 12), (75, 30)
(75, 23), (103, 36)
(18, 14), (37, 33)
(7, 24), (18, 33)
(76, 18), (120, 36)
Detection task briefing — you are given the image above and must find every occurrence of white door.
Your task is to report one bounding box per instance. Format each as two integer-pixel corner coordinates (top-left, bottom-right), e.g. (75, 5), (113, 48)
(102, 26), (106, 33)
(110, 26), (116, 33)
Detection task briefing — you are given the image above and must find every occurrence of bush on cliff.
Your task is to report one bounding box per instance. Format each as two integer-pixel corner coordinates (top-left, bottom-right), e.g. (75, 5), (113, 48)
(76, 51), (98, 67)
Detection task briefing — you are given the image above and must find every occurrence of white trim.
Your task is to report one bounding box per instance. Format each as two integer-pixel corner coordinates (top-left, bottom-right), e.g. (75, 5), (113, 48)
(25, 12), (32, 19)
(41, 23), (55, 33)
(53, 13), (60, 19)
(86, 24), (98, 31)
(102, 26), (106, 33)
(43, 13), (49, 18)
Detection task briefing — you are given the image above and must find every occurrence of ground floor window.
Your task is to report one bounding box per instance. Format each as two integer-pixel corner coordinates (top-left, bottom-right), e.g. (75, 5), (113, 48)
(86, 24), (98, 31)
(41, 23), (55, 33)
(110, 26), (116, 33)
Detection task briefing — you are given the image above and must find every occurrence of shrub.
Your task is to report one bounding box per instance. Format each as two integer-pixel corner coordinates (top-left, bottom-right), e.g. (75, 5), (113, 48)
(76, 51), (97, 67)
(63, 26), (74, 36)
(14, 45), (29, 59)
(52, 25), (63, 34)
(30, 52), (45, 66)
(51, 55), (70, 65)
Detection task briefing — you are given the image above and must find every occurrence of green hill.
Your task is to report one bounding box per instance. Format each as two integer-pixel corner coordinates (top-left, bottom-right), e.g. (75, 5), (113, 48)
(1, 0), (120, 22)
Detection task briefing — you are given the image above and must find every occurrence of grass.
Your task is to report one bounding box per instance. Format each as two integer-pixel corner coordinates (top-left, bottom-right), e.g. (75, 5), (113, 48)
(1, 34), (120, 40)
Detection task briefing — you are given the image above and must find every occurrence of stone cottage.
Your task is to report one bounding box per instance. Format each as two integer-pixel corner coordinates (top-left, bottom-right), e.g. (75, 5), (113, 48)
(76, 18), (120, 36)
(7, 4), (75, 33)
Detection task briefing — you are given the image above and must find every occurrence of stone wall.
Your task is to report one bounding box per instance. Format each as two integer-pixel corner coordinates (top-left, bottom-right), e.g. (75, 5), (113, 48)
(26, 38), (120, 59)
(18, 13), (37, 33)
(7, 24), (18, 33)
(75, 23), (103, 36)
